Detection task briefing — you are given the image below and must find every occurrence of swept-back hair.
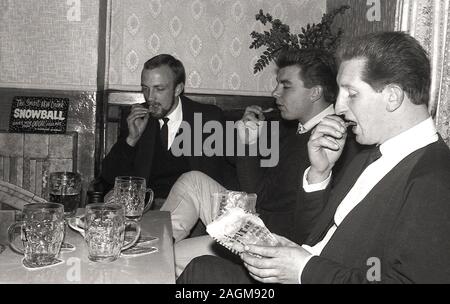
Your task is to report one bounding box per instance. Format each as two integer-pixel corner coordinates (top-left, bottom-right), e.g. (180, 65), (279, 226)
(276, 48), (338, 104)
(336, 31), (431, 105)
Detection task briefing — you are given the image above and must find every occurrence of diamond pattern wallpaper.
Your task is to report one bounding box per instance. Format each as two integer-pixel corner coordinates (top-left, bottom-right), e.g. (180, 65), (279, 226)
(108, 0), (326, 96)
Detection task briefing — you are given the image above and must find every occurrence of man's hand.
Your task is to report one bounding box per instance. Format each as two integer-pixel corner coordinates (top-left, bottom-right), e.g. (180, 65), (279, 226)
(307, 115), (348, 184)
(126, 104), (150, 147)
(237, 106), (266, 145)
(240, 234), (311, 284)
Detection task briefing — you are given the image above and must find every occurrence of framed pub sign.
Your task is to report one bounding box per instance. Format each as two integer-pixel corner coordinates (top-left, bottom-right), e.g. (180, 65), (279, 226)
(8, 96), (69, 134)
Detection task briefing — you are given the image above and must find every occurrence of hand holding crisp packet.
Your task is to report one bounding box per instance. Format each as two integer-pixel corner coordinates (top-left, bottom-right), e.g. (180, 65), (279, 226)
(207, 207), (279, 255)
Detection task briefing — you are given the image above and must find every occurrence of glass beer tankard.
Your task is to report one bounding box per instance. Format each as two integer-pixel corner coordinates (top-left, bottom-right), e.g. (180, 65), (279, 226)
(113, 176), (154, 220)
(49, 172), (81, 218)
(84, 203), (140, 262)
(8, 203), (65, 267)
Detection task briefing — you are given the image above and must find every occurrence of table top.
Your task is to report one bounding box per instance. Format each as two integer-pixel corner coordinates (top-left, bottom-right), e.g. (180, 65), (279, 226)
(0, 210), (175, 284)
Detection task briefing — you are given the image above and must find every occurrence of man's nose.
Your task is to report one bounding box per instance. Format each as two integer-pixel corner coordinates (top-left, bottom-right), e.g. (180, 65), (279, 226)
(334, 93), (347, 116)
(272, 87), (280, 99)
(147, 89), (156, 101)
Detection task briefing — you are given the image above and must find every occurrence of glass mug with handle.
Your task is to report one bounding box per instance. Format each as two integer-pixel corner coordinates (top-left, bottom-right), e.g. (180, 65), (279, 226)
(8, 203), (65, 267)
(49, 171), (82, 218)
(71, 203), (141, 262)
(112, 176), (154, 221)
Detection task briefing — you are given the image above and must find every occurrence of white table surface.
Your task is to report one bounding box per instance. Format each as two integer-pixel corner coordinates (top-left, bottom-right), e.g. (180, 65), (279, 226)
(0, 210), (175, 284)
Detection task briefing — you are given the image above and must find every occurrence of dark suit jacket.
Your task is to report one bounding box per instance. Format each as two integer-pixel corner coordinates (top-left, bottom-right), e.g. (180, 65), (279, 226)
(237, 120), (360, 244)
(100, 96), (227, 195)
(301, 137), (450, 283)
(176, 126), (361, 284)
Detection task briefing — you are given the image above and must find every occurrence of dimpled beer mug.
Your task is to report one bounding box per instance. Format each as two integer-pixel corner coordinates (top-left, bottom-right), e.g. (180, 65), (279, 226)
(49, 171), (82, 218)
(84, 203), (140, 262)
(8, 203), (65, 267)
(113, 176), (154, 220)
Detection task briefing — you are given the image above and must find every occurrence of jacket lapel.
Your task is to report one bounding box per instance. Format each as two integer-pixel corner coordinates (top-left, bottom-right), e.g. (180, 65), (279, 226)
(134, 118), (158, 180)
(306, 149), (374, 245)
(178, 97), (199, 169)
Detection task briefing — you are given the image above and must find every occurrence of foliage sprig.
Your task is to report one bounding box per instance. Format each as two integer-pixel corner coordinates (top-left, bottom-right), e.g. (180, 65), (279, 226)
(250, 5), (350, 74)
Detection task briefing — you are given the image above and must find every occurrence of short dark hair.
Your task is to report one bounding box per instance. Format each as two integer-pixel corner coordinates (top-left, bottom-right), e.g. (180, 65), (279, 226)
(143, 54), (186, 86)
(276, 48), (338, 104)
(336, 31), (431, 106)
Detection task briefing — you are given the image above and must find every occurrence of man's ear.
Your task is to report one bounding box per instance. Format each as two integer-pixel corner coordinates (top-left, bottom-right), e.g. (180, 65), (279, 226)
(175, 82), (184, 97)
(384, 84), (404, 112)
(310, 86), (323, 103)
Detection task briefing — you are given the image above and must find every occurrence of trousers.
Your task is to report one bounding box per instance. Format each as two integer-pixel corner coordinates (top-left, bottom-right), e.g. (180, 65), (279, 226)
(160, 171), (228, 277)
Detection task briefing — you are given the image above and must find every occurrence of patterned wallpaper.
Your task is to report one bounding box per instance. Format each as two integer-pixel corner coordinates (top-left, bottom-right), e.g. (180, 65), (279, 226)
(395, 0), (450, 146)
(0, 0), (99, 90)
(108, 0), (326, 96)
(327, 0), (397, 38)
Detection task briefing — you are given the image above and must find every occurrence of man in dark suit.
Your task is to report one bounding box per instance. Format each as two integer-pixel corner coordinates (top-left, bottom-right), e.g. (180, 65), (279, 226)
(179, 31), (450, 284)
(161, 48), (358, 277)
(100, 54), (226, 199)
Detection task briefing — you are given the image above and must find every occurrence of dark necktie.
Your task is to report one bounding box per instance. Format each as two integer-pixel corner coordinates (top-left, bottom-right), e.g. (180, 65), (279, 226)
(160, 117), (169, 150)
(358, 145), (382, 177)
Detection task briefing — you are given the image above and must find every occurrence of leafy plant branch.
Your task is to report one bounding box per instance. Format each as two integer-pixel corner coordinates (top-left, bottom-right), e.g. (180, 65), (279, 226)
(250, 5), (350, 74)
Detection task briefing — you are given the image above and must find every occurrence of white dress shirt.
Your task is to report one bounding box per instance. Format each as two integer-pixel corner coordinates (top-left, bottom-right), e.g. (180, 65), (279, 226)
(158, 97), (182, 150)
(297, 104), (335, 134)
(298, 117), (438, 283)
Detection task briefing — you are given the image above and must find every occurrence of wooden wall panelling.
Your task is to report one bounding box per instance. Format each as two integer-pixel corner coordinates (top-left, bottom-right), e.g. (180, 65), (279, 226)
(0, 131), (78, 208)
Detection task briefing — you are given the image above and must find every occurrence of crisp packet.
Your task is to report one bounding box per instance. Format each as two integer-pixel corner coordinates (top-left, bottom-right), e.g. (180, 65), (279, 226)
(213, 191), (257, 219)
(206, 207), (279, 254)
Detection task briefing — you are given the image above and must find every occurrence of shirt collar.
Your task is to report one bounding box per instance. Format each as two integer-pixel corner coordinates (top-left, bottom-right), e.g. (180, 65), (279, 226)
(379, 117), (438, 157)
(297, 104), (335, 134)
(160, 96), (182, 126)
